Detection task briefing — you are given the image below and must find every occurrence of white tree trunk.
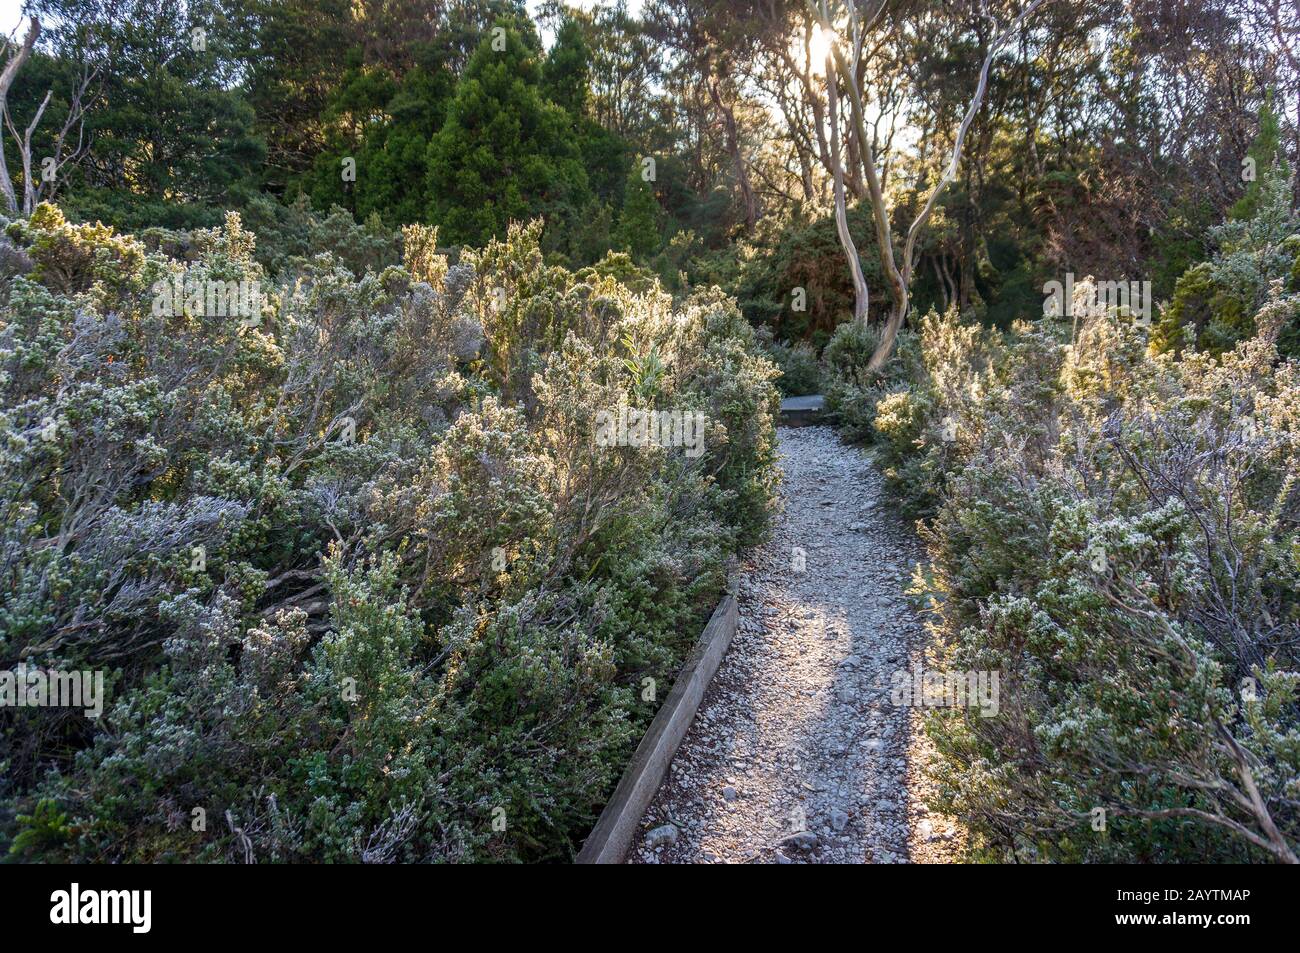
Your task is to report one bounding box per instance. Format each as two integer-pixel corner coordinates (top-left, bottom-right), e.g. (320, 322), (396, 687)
(825, 52), (867, 325)
(806, 0), (1053, 371)
(0, 17), (41, 216)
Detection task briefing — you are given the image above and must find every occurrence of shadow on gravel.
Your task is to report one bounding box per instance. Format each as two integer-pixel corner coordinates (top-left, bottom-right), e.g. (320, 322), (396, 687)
(627, 427), (961, 864)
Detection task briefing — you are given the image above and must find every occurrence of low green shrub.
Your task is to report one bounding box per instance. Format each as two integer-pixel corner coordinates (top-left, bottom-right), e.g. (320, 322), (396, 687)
(758, 333), (822, 397)
(875, 195), (1300, 863)
(1152, 163), (1300, 359)
(0, 204), (779, 862)
(820, 319), (922, 444)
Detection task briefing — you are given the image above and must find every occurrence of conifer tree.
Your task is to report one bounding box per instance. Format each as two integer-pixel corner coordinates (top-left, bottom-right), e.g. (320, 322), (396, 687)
(1231, 98), (1290, 222)
(542, 16), (590, 119)
(616, 160), (660, 260)
(426, 19), (588, 246)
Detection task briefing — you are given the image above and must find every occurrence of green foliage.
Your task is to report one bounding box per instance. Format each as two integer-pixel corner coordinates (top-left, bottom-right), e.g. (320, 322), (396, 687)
(820, 319), (922, 444)
(42, 0), (265, 230)
(732, 204), (885, 341)
(1153, 162), (1300, 358)
(230, 0), (355, 190)
(1231, 99), (1290, 222)
(872, 230), (1300, 861)
(542, 15), (590, 118)
(426, 20), (590, 249)
(615, 162), (661, 260)
(239, 193), (403, 278)
(757, 331), (821, 398)
(298, 44), (457, 226)
(0, 206), (779, 862)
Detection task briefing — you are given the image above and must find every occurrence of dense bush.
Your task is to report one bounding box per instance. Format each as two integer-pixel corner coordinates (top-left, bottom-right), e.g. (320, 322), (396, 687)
(819, 319), (922, 445)
(1152, 165), (1300, 359)
(0, 204), (778, 862)
(731, 204), (885, 341)
(756, 331), (821, 398)
(875, 195), (1300, 862)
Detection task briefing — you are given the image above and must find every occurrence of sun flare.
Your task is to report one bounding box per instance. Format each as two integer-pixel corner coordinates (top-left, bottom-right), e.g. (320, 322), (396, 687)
(806, 23), (836, 74)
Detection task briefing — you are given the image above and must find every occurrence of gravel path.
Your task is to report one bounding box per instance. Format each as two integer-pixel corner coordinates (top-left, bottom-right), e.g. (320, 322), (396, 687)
(628, 426), (964, 864)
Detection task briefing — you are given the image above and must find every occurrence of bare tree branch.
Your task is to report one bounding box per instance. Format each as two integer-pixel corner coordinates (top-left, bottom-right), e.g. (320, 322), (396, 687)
(0, 16), (40, 216)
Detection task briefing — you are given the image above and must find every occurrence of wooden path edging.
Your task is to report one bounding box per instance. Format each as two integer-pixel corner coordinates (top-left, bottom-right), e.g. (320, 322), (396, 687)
(576, 565), (740, 864)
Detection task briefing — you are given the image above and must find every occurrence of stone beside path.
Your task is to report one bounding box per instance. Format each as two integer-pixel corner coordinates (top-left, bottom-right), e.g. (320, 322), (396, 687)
(777, 394), (826, 427)
(627, 426), (964, 864)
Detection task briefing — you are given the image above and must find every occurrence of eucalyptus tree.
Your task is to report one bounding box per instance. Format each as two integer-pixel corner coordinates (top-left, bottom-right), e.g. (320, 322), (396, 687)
(0, 2), (120, 216)
(809, 0), (1054, 369)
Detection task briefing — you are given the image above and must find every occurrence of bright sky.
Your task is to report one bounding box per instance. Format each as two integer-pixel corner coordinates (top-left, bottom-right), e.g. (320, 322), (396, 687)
(528, 0), (643, 47)
(1, 0), (24, 37)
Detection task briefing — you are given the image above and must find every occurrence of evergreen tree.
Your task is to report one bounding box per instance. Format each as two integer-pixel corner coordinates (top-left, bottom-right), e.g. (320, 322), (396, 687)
(542, 16), (590, 118)
(426, 19), (588, 247)
(616, 160), (660, 260)
(1231, 98), (1290, 222)
(234, 0), (354, 191)
(538, 9), (628, 263)
(30, 0), (264, 229)
(301, 44), (455, 225)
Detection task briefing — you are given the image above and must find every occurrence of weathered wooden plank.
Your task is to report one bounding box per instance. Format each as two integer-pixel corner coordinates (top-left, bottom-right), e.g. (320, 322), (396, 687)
(576, 568), (740, 864)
